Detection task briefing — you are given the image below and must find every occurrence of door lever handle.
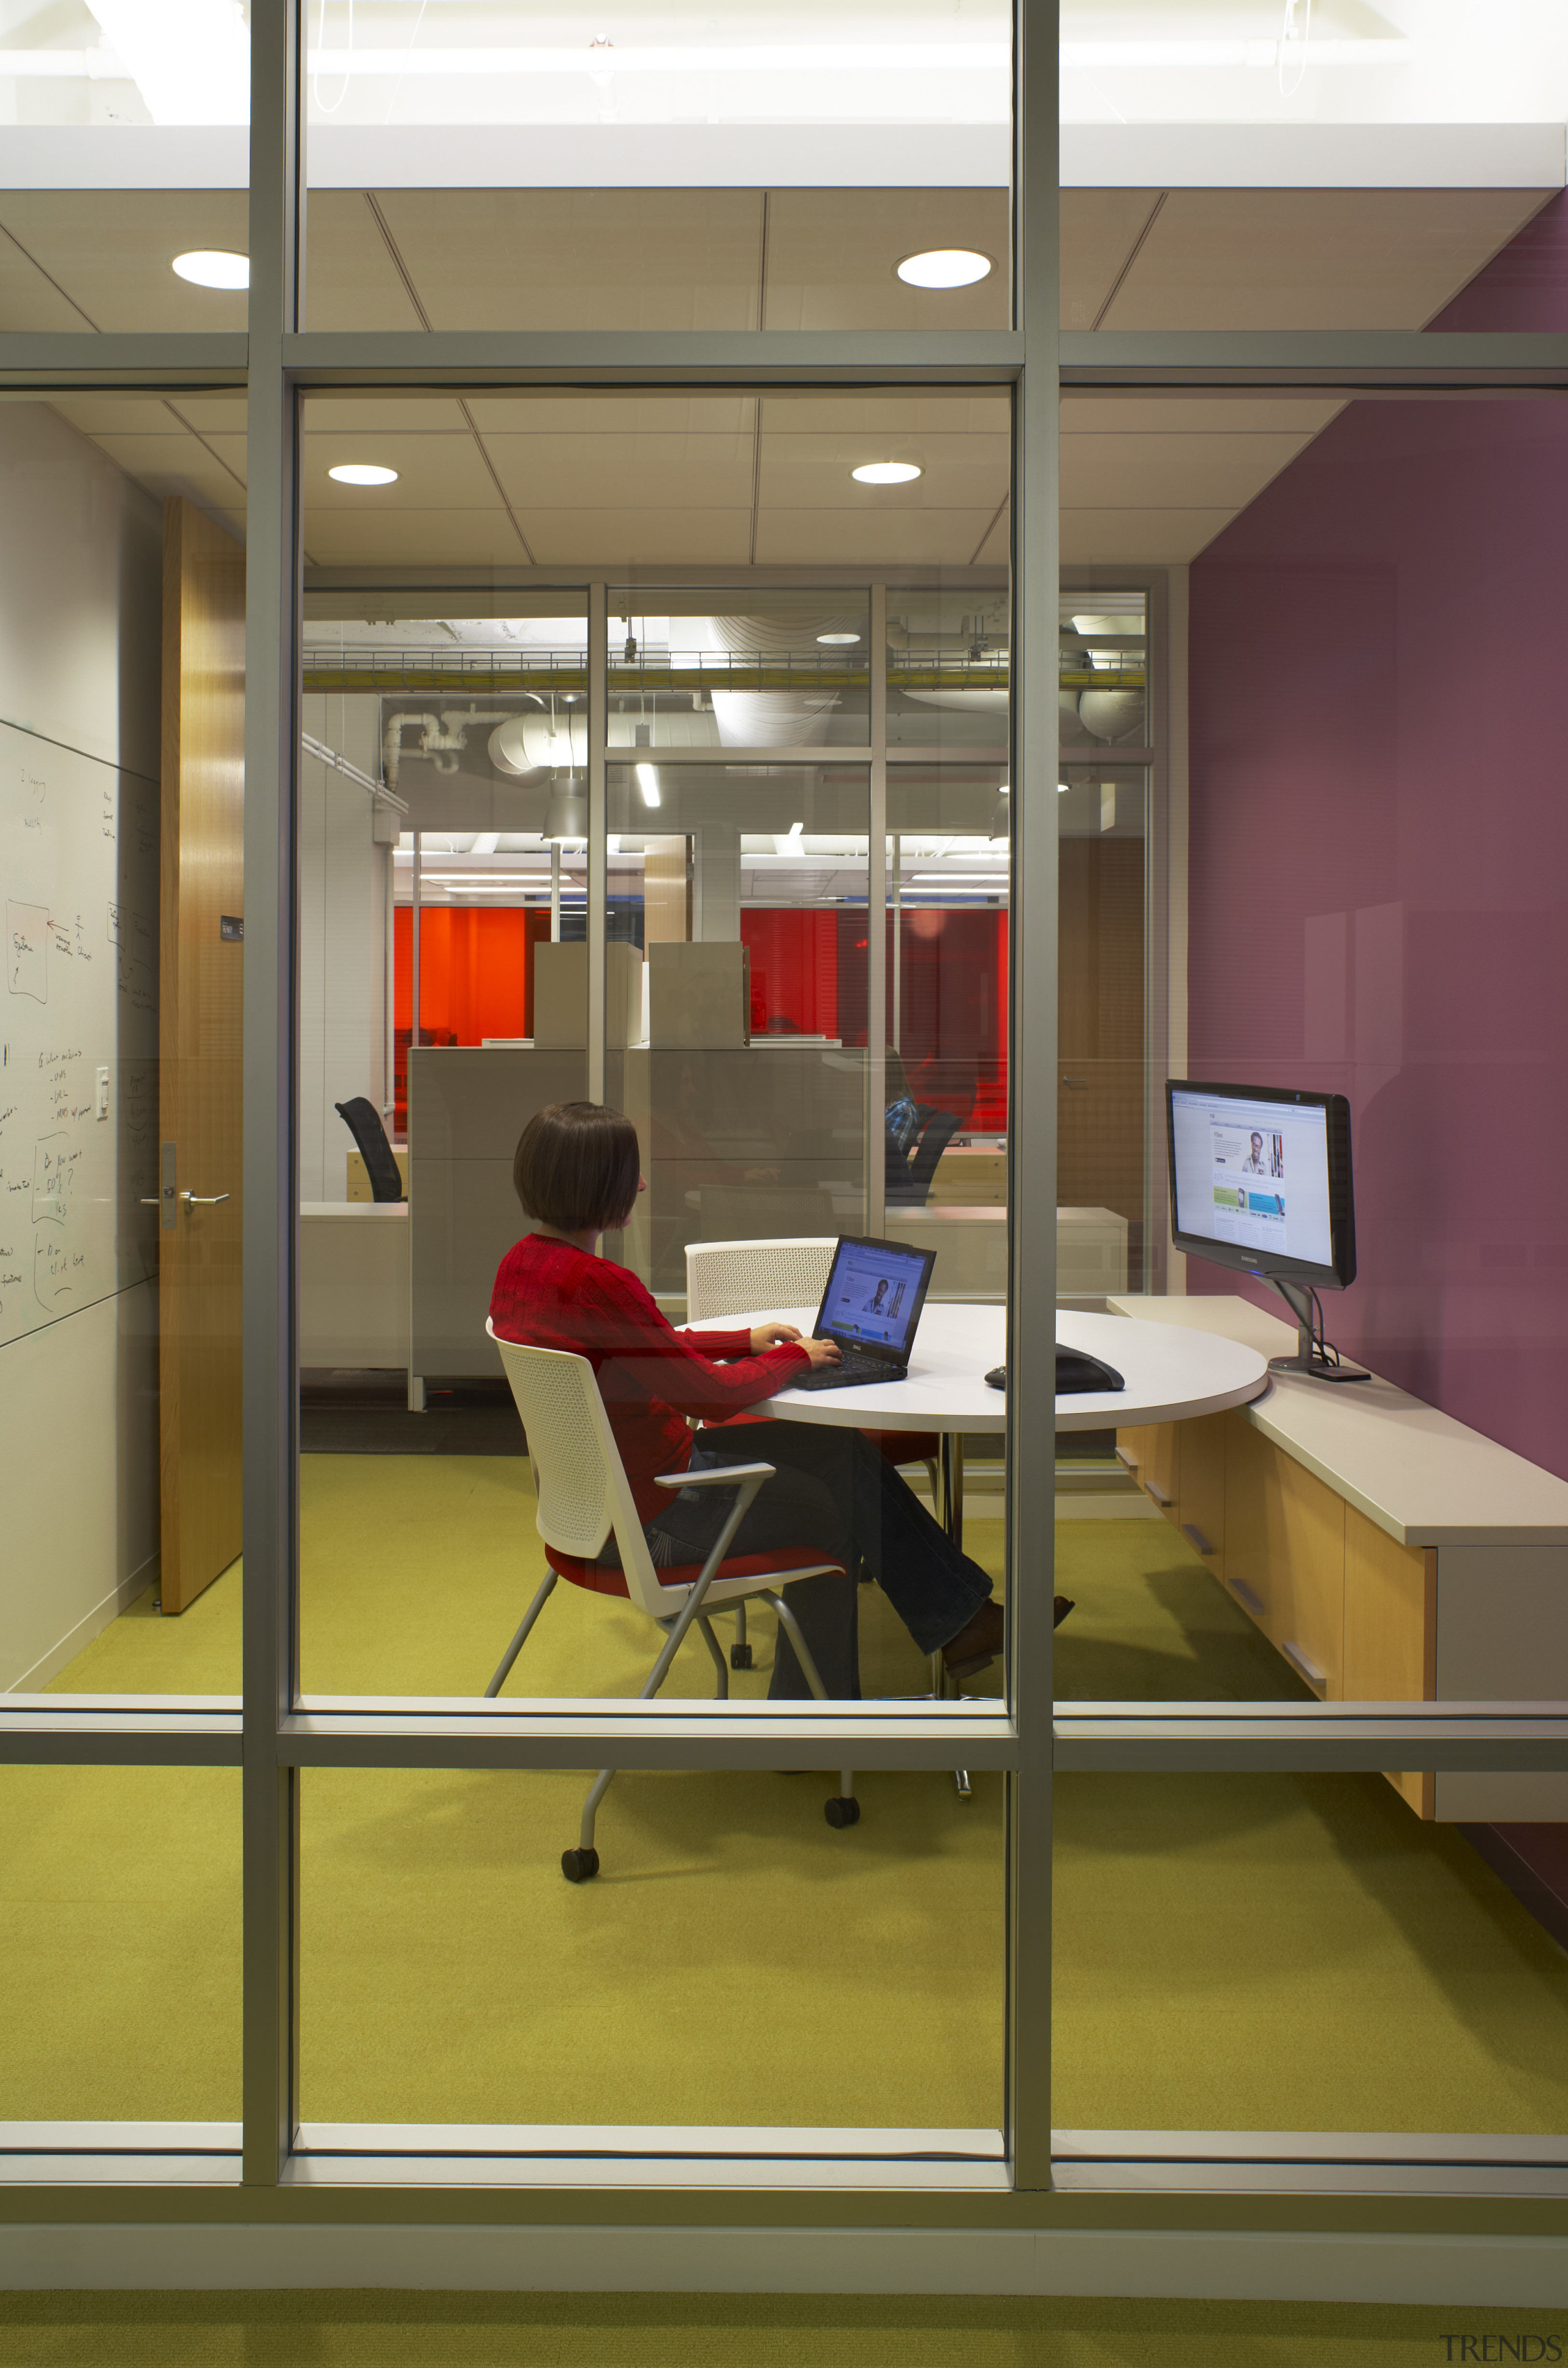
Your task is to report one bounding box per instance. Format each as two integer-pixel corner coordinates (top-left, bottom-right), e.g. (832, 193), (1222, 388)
(181, 1191), (230, 1206)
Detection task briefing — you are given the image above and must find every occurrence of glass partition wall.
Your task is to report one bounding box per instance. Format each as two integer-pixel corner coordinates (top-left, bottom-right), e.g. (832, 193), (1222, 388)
(3, 0), (1568, 2280)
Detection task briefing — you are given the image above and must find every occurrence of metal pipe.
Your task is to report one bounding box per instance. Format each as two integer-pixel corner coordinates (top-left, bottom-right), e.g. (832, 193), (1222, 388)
(551, 842), (560, 943)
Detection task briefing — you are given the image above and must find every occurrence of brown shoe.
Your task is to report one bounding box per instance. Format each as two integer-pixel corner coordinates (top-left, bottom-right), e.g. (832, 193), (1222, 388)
(942, 1599), (1005, 1682)
(1054, 1596), (1076, 1627)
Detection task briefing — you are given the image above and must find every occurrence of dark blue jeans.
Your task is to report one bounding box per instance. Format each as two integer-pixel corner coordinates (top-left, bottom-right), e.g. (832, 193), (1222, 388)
(646, 1420), (993, 1700)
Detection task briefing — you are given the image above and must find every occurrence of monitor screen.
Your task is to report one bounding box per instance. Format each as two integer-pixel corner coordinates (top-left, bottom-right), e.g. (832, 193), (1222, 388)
(1169, 1083), (1348, 1283)
(818, 1238), (933, 1352)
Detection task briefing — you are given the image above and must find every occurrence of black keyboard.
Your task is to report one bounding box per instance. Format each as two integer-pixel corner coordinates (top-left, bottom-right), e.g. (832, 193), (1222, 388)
(791, 1351), (905, 1391)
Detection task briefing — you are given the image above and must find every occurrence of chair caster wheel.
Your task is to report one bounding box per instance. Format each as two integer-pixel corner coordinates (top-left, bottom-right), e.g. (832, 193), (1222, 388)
(824, 1796), (860, 1830)
(730, 1643), (753, 1670)
(561, 1847), (600, 1882)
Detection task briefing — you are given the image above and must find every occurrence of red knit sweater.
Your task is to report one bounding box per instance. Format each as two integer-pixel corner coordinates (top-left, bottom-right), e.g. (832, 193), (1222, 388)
(488, 1232), (810, 1525)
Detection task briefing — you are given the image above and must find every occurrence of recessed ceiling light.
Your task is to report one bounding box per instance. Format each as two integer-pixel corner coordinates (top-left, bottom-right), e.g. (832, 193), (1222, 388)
(328, 464), (399, 487)
(172, 249), (249, 290)
(851, 462), (922, 486)
(897, 249), (992, 290)
(817, 632), (861, 644)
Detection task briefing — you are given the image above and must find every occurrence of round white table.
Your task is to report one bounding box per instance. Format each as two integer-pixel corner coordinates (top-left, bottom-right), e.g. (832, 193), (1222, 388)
(710, 1302), (1270, 1542)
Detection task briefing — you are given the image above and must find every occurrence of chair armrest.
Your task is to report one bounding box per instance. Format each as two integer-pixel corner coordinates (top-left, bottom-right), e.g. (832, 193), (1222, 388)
(655, 1461), (775, 1489)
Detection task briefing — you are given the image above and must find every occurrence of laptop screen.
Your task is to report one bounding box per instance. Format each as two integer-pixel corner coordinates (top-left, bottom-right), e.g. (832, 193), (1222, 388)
(816, 1237), (935, 1358)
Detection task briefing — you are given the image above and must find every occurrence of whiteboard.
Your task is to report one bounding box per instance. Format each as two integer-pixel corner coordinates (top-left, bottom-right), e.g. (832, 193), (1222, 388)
(0, 720), (159, 1347)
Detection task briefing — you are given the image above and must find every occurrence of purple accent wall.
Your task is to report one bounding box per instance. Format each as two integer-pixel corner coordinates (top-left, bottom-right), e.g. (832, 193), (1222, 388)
(1186, 208), (1568, 1475)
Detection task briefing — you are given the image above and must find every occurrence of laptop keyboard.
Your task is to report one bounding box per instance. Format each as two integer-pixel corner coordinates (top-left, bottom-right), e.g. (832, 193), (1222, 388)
(791, 1350), (902, 1390)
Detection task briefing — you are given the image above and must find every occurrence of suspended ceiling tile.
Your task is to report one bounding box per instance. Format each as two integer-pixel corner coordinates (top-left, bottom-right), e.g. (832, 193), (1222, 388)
(755, 510), (998, 565)
(300, 396), (470, 434)
(88, 433), (246, 510)
(371, 188), (764, 333)
(1060, 430), (1319, 510)
(167, 395), (248, 435)
(763, 188), (1008, 331)
(1060, 189), (1163, 331)
(757, 433), (1009, 511)
(484, 434), (755, 512)
(1061, 396), (1345, 436)
(0, 191), (249, 333)
(970, 507), (1010, 568)
(300, 432), (500, 510)
(1060, 508), (1241, 564)
(1099, 187), (1547, 331)
(200, 433), (248, 489)
(306, 191), (426, 331)
(517, 512), (753, 567)
(0, 225), (97, 333)
(47, 396), (183, 436)
(764, 394), (1011, 437)
(299, 511), (528, 568)
(465, 394), (756, 437)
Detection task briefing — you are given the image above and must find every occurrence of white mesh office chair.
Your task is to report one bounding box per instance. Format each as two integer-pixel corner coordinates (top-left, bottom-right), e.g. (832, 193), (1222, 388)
(486, 1319), (858, 1882)
(685, 1238), (943, 1669)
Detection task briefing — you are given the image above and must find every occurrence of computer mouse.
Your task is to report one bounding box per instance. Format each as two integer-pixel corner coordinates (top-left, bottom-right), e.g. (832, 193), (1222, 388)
(985, 1365), (1006, 1390)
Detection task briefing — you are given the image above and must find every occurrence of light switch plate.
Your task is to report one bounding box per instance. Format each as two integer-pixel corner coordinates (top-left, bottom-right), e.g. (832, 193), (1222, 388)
(96, 1065), (109, 1119)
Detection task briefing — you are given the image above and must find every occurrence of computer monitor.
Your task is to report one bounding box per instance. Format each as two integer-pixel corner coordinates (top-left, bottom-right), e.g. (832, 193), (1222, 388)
(1166, 1080), (1367, 1382)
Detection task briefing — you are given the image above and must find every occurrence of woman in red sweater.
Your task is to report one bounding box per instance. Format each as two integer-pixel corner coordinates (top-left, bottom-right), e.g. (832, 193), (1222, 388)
(489, 1101), (1003, 1699)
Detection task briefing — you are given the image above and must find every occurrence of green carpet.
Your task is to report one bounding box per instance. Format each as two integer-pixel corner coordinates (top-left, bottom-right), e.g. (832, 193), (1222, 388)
(0, 2291), (1557, 2367)
(18, 1487), (1568, 2138)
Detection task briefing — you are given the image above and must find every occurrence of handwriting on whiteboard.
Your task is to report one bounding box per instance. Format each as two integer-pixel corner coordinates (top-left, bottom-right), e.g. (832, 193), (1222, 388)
(7, 902), (47, 1003)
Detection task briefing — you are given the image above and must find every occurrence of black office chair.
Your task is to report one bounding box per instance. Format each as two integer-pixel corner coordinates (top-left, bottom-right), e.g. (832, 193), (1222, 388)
(334, 1096), (406, 1202)
(887, 1107), (962, 1208)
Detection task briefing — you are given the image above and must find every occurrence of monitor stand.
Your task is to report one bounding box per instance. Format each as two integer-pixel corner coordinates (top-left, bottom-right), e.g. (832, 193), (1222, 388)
(1266, 1277), (1371, 1384)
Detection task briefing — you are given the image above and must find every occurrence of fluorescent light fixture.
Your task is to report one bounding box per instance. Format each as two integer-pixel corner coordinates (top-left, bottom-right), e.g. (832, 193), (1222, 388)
(172, 249), (249, 290)
(787, 821), (804, 841)
(420, 871), (554, 884)
(911, 875), (1008, 886)
(851, 462), (921, 486)
(897, 249), (992, 290)
(469, 832), (499, 856)
(635, 763), (661, 809)
(328, 463), (399, 487)
(816, 632), (861, 645)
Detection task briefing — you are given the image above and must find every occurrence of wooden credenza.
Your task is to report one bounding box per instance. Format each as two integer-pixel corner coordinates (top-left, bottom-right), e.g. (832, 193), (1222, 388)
(1109, 1295), (1568, 1824)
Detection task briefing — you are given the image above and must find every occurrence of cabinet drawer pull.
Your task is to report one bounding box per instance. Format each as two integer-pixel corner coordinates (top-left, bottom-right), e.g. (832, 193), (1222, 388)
(1227, 1574), (1265, 1617)
(1144, 1480), (1172, 1507)
(1115, 1446), (1137, 1471)
(1182, 1523), (1215, 1556)
(1282, 1639), (1329, 1690)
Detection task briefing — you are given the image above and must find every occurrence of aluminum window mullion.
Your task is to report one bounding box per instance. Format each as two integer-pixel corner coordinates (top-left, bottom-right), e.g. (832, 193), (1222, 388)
(241, 0), (302, 2195)
(867, 583), (888, 1240)
(1003, 0), (1058, 2201)
(587, 584), (608, 1106)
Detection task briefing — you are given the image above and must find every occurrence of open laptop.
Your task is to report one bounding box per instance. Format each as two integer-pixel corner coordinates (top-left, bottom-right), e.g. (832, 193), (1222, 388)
(787, 1234), (938, 1391)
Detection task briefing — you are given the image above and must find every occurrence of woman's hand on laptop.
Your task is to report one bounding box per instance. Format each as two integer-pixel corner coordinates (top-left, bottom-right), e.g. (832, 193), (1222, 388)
(750, 1320), (802, 1351)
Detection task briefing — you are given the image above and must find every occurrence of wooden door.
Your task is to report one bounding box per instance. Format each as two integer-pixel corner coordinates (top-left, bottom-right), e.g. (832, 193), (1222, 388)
(159, 500), (244, 1614)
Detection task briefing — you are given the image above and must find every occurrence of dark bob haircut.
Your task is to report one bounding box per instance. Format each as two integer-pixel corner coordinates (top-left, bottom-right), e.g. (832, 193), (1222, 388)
(513, 1102), (640, 1237)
